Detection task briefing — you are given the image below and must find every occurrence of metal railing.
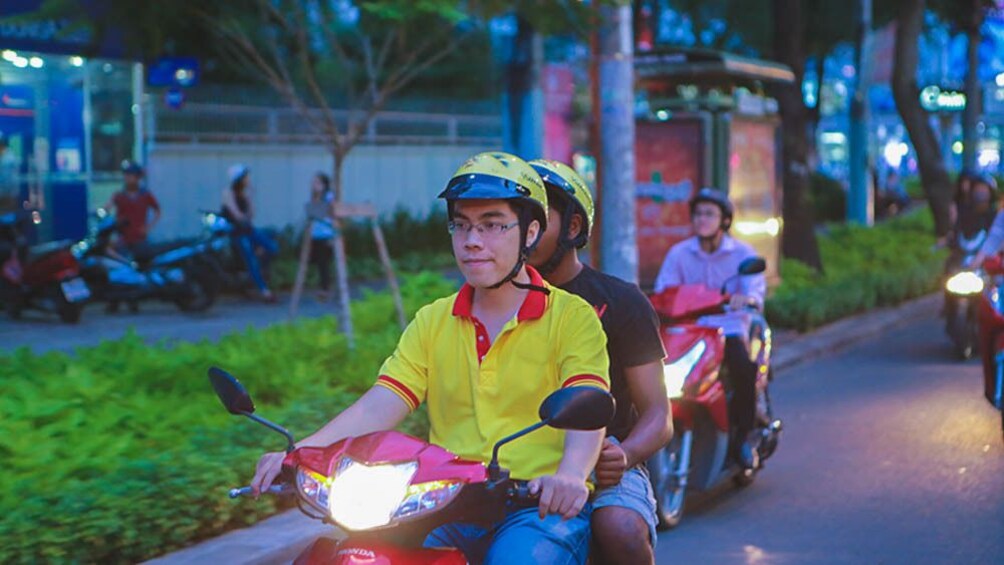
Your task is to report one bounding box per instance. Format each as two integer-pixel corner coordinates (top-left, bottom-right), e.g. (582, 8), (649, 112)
(150, 102), (502, 146)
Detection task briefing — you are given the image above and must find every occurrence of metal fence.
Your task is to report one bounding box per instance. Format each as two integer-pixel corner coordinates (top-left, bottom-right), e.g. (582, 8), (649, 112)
(150, 102), (503, 146)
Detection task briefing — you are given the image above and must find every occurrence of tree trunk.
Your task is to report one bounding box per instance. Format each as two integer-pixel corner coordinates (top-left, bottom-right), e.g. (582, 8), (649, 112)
(502, 16), (544, 158)
(807, 54), (825, 169)
(331, 151), (354, 347)
(597, 3), (638, 283)
(892, 0), (953, 236)
(772, 0), (823, 270)
(962, 0), (984, 171)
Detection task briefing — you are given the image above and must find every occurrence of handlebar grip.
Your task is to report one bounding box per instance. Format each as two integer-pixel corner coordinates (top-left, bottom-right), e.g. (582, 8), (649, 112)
(228, 484), (290, 499)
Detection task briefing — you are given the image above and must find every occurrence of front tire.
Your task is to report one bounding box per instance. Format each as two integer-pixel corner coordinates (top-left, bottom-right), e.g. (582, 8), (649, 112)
(56, 295), (83, 324)
(648, 430), (691, 530)
(175, 266), (218, 312)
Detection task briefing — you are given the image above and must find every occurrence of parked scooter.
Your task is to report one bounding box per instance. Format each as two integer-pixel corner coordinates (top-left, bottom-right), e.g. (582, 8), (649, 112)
(975, 255), (1004, 441)
(944, 230), (988, 359)
(645, 257), (782, 529)
(208, 367), (614, 564)
(74, 209), (219, 312)
(0, 209), (90, 323)
(199, 210), (272, 295)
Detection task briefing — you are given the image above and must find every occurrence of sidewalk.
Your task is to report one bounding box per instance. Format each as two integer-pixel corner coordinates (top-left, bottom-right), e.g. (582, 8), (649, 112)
(143, 292), (941, 565)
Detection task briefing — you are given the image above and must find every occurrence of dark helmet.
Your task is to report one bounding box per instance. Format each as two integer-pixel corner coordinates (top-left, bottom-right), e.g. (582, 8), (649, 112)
(121, 160), (144, 176)
(689, 187), (734, 231)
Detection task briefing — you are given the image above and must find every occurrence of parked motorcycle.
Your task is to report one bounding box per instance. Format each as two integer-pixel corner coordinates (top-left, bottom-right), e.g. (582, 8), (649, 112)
(0, 209), (90, 323)
(975, 255), (1004, 441)
(199, 210), (272, 295)
(74, 209), (219, 312)
(944, 230), (988, 359)
(208, 367), (614, 564)
(645, 257), (782, 529)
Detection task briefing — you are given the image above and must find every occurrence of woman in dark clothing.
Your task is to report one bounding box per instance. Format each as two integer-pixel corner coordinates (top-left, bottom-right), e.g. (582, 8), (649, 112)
(307, 172), (335, 301)
(222, 164), (278, 302)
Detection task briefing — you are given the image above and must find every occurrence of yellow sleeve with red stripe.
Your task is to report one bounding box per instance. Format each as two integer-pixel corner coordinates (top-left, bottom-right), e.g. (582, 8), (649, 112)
(557, 293), (610, 391)
(375, 309), (428, 411)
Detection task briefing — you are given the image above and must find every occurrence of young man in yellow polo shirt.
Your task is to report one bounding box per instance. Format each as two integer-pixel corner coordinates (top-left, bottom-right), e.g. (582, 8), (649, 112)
(251, 152), (611, 564)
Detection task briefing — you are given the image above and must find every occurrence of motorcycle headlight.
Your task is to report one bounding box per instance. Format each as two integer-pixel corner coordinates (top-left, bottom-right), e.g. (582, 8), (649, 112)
(664, 340), (706, 399)
(393, 480), (462, 521)
(946, 271), (984, 295)
(325, 459), (418, 531)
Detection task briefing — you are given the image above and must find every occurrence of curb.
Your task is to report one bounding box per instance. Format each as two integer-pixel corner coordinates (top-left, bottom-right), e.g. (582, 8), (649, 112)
(145, 293), (940, 565)
(771, 293), (940, 373)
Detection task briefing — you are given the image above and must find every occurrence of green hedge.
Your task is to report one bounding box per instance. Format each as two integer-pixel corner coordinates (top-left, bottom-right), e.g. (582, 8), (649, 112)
(0, 272), (452, 564)
(766, 210), (946, 331)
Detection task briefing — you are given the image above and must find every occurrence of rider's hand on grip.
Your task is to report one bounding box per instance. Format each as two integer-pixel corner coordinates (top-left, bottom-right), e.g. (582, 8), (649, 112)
(528, 473), (589, 521)
(251, 451), (286, 497)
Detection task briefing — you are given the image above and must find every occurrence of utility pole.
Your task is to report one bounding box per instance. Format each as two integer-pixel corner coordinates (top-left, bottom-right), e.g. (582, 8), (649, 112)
(596, 2), (638, 282)
(962, 0), (984, 171)
(848, 0), (873, 225)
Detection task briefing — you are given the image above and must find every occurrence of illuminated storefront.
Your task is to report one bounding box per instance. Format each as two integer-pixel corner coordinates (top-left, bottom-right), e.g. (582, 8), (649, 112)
(1, 1), (143, 241)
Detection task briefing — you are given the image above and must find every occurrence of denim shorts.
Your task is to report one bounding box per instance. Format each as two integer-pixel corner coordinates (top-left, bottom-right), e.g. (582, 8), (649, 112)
(592, 465), (659, 547)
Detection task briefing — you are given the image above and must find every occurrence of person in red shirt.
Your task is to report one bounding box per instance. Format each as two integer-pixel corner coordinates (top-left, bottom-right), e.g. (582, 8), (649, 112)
(106, 161), (160, 253)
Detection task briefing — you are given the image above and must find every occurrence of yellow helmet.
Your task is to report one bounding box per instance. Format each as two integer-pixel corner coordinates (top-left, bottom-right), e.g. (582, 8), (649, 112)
(439, 151), (548, 230)
(529, 159), (594, 247)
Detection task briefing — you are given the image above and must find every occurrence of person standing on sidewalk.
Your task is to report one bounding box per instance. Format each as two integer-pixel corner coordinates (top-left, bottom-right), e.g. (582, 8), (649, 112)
(528, 159), (670, 565)
(105, 161), (160, 255)
(307, 172), (335, 302)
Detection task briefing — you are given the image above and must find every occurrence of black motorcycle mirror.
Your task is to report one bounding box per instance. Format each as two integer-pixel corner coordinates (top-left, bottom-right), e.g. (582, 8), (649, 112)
(487, 387), (615, 482)
(719, 256), (767, 295)
(208, 367), (296, 453)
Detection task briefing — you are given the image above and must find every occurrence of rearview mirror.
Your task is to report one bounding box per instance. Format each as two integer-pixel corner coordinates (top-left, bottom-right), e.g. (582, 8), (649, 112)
(208, 367), (255, 415)
(539, 387), (616, 431)
(738, 257), (767, 276)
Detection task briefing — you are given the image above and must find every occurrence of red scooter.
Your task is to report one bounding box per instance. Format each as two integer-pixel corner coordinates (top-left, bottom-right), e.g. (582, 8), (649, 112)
(0, 210), (90, 323)
(208, 367), (615, 564)
(975, 255), (1004, 440)
(645, 257), (782, 528)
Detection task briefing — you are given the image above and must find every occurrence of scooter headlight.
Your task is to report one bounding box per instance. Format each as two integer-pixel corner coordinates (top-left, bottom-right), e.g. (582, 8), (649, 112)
(664, 340), (706, 399)
(945, 271), (984, 295)
(322, 459), (419, 531)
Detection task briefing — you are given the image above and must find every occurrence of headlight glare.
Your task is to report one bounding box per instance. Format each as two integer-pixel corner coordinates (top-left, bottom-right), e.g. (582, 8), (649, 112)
(946, 271), (984, 295)
(664, 340), (707, 399)
(327, 459), (417, 531)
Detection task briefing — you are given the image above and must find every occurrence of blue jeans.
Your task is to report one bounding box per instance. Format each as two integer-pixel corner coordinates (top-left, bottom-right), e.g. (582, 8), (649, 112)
(424, 503), (593, 565)
(234, 228), (277, 292)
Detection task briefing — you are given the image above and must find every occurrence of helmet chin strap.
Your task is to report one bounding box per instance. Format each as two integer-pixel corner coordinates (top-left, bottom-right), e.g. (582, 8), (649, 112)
(488, 208), (550, 294)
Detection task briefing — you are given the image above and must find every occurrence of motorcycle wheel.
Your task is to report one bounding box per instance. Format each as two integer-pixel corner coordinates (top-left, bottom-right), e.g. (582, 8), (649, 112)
(648, 432), (689, 530)
(56, 295), (83, 324)
(951, 308), (975, 360)
(174, 266), (218, 312)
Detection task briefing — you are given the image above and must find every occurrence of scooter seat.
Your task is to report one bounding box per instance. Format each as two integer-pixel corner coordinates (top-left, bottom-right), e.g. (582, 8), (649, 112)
(131, 239), (199, 263)
(26, 240), (74, 262)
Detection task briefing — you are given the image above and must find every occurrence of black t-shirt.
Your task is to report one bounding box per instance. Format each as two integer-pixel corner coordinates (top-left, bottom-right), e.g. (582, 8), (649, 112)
(558, 265), (666, 441)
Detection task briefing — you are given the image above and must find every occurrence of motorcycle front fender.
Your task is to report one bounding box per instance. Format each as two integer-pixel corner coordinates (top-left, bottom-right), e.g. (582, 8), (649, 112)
(294, 537), (467, 565)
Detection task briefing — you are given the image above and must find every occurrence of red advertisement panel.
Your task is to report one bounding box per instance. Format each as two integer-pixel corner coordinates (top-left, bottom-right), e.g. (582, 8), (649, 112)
(635, 119), (704, 288)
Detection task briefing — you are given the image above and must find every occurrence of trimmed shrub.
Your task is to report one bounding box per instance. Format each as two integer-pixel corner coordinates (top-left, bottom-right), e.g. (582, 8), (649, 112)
(0, 272), (453, 564)
(766, 210), (945, 331)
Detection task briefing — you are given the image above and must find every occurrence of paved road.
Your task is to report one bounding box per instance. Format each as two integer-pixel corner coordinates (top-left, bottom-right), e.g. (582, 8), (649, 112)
(654, 312), (1004, 565)
(0, 294), (337, 354)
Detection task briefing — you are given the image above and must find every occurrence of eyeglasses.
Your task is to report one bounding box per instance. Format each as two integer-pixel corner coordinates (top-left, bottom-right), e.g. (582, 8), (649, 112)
(692, 210), (722, 219)
(447, 220), (520, 237)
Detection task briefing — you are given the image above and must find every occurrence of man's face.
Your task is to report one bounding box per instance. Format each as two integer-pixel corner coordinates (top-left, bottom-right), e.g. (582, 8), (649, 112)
(528, 202), (563, 269)
(972, 184), (992, 211)
(691, 201), (723, 238)
(451, 200), (537, 288)
(124, 172), (141, 189)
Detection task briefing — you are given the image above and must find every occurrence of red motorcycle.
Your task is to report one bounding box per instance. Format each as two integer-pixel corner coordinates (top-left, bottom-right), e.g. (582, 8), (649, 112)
(0, 210), (90, 323)
(645, 257), (782, 528)
(975, 255), (1004, 440)
(208, 367), (615, 564)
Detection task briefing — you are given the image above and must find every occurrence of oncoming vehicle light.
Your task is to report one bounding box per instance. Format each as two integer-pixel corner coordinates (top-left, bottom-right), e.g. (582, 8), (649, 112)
(326, 460), (417, 531)
(945, 271), (984, 295)
(664, 340), (706, 399)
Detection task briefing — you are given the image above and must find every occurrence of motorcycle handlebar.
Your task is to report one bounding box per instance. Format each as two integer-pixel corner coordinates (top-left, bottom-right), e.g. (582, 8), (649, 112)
(228, 483), (292, 499)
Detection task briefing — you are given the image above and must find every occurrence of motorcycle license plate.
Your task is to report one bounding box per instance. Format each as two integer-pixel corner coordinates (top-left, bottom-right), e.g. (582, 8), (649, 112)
(61, 278), (91, 303)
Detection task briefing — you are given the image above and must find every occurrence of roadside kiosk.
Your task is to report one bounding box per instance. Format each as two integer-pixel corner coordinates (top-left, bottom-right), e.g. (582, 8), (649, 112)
(633, 48), (794, 289)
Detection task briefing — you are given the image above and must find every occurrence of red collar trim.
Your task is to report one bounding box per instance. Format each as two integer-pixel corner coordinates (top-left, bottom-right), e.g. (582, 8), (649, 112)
(451, 266), (548, 322)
